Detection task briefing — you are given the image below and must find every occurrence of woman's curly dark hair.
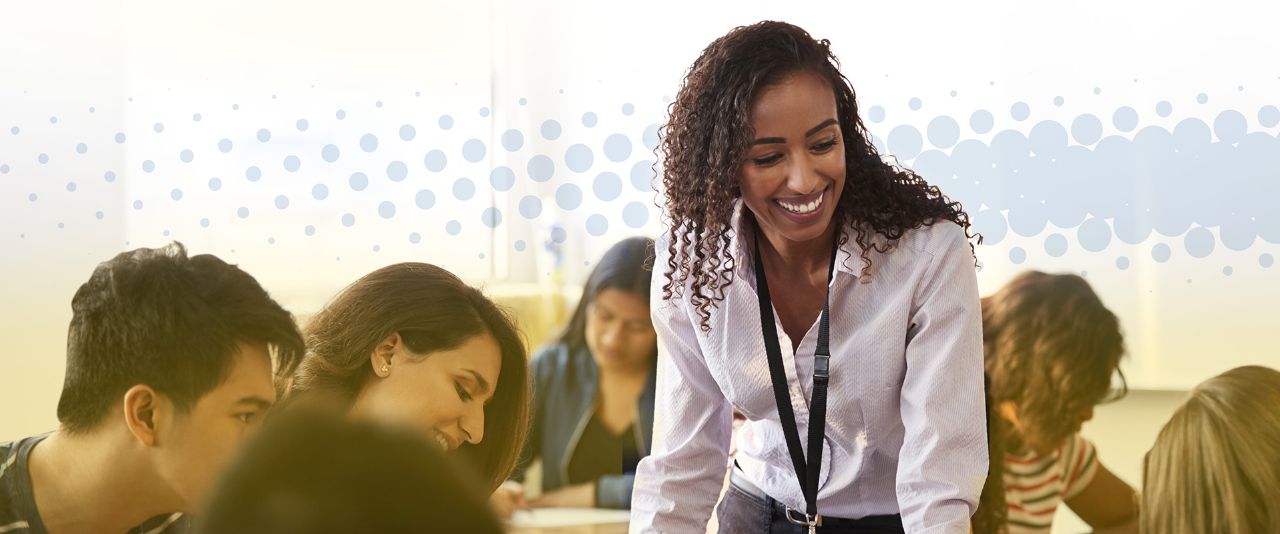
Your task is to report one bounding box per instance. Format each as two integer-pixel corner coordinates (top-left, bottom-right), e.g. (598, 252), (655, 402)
(657, 21), (976, 330)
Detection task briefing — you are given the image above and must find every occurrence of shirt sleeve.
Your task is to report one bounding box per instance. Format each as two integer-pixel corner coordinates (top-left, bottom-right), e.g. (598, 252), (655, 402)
(629, 242), (734, 533)
(895, 223), (989, 534)
(1060, 434), (1099, 501)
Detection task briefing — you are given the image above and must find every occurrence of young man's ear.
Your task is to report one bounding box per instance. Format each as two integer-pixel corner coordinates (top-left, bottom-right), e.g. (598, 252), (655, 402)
(123, 384), (165, 447)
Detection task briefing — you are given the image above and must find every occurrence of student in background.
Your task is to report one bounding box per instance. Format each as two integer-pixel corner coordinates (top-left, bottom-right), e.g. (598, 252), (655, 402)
(1142, 365), (1280, 534)
(197, 410), (504, 534)
(283, 262), (531, 493)
(0, 243), (304, 534)
(494, 237), (657, 515)
(980, 271), (1139, 534)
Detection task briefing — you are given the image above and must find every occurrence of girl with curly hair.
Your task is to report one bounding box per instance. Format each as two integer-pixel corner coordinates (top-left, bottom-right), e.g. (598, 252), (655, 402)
(631, 20), (988, 533)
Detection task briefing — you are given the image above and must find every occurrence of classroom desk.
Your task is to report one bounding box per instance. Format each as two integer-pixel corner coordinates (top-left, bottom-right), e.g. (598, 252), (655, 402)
(510, 524), (629, 534)
(508, 508), (630, 534)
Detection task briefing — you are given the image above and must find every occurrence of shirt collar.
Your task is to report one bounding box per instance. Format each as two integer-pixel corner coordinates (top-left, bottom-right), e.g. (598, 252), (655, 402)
(727, 198), (861, 286)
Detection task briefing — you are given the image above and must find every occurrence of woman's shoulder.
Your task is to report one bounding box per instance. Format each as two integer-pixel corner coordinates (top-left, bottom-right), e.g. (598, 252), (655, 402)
(892, 220), (971, 257)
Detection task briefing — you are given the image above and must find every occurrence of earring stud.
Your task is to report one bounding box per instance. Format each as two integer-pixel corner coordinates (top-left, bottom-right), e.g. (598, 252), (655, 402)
(381, 365), (389, 374)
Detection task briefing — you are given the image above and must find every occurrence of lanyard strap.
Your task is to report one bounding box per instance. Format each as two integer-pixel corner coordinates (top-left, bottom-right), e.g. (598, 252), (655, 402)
(753, 233), (838, 520)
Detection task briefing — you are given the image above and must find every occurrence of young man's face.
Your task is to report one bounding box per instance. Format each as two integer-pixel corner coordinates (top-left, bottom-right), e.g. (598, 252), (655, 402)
(152, 341), (276, 509)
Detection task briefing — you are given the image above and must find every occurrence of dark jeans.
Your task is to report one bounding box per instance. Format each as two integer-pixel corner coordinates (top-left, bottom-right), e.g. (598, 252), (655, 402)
(714, 482), (906, 534)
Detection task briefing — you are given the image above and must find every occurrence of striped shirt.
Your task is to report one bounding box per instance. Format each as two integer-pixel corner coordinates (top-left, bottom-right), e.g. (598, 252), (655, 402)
(1002, 433), (1099, 533)
(0, 435), (189, 534)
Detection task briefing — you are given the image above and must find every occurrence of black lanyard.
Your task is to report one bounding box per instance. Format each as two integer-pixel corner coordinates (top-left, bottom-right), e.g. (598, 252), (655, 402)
(753, 233), (838, 527)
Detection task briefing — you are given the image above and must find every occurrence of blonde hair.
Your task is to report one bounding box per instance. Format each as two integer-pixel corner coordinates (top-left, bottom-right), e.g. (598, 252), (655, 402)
(1142, 365), (1280, 534)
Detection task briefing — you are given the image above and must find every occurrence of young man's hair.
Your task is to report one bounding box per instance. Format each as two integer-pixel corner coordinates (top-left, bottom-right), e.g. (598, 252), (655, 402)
(197, 410), (504, 534)
(56, 242), (304, 432)
(1142, 365), (1280, 534)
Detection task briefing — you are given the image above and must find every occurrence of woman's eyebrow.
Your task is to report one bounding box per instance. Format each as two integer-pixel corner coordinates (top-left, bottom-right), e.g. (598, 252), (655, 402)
(751, 118), (839, 145)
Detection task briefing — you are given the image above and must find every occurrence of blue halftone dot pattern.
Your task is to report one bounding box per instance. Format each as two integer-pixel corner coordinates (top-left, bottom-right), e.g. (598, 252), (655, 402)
(1156, 101), (1173, 117)
(274, 195), (289, 209)
(246, 166), (262, 182)
(237, 206), (249, 218)
(463, 139), (486, 162)
(399, 124), (416, 141)
(1184, 227), (1215, 258)
(586, 214), (608, 236)
(1011, 102), (1030, 121)
(387, 161), (408, 182)
(565, 144), (594, 173)
(424, 150), (447, 172)
(336, 109), (346, 119)
(972, 210), (1008, 245)
(296, 119), (308, 131)
(116, 133), (127, 144)
(142, 159), (154, 172)
(556, 184), (583, 210)
(927, 116), (960, 149)
(378, 201), (396, 219)
(482, 207), (502, 228)
(528, 155), (555, 182)
(305, 225), (316, 236)
(257, 128), (271, 142)
(552, 227), (567, 243)
(909, 97), (922, 111)
(1009, 247), (1027, 264)
(969, 110), (994, 134)
(623, 202), (649, 228)
(409, 232), (421, 244)
(490, 166), (516, 191)
(439, 115), (454, 129)
(887, 125), (922, 160)
(519, 196), (542, 219)
(171, 189), (183, 201)
(349, 172), (368, 191)
(284, 155), (301, 172)
(76, 143), (88, 154)
(604, 134), (632, 162)
(1045, 233), (1069, 257)
(415, 189), (436, 209)
(312, 183), (328, 200)
(1152, 243), (1172, 263)
(541, 120), (562, 140)
(154, 123), (164, 133)
(643, 124), (660, 151)
(582, 112), (598, 127)
(1116, 256), (1130, 270)
(218, 138), (232, 153)
(630, 160), (654, 192)
(342, 213), (356, 227)
(514, 240), (526, 251)
(868, 106), (886, 123)
(453, 178), (475, 200)
(360, 134), (378, 152)
(446, 220), (462, 235)
(322, 144), (340, 162)
(180, 149), (194, 163)
(593, 172), (622, 201)
(1261, 254), (1274, 268)
(502, 129), (524, 151)
(1077, 217), (1113, 251)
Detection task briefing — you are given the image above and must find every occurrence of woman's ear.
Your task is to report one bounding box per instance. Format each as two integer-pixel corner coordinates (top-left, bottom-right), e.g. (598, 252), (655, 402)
(370, 332), (402, 378)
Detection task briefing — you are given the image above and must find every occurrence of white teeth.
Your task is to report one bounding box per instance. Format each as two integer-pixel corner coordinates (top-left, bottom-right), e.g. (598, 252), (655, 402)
(434, 432), (449, 450)
(778, 195), (822, 214)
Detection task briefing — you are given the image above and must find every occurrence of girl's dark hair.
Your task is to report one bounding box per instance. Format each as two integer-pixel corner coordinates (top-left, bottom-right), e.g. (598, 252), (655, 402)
(557, 237), (656, 355)
(982, 271), (1127, 454)
(657, 20), (974, 330)
(285, 263), (531, 492)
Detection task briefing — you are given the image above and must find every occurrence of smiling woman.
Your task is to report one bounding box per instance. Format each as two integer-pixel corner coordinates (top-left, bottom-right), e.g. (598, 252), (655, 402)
(282, 262), (531, 492)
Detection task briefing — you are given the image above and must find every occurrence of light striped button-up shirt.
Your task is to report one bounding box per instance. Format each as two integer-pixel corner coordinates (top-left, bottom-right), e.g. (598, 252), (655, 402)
(631, 206), (988, 533)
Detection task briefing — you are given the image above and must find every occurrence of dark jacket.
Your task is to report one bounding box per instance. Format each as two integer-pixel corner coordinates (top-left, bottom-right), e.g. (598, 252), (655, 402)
(514, 342), (656, 509)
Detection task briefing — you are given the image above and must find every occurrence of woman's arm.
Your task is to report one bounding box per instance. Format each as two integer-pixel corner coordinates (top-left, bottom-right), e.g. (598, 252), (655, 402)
(629, 250), (734, 533)
(896, 224), (989, 534)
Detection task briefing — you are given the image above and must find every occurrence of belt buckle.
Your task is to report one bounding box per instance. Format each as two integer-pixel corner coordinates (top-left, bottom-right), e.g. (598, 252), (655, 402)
(784, 507), (822, 528)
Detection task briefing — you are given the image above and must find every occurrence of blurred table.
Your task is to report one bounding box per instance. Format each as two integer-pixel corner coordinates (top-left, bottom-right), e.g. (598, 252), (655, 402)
(508, 508), (630, 534)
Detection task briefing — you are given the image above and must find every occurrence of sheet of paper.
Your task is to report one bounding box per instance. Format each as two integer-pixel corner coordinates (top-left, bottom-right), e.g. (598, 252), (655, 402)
(511, 508), (631, 528)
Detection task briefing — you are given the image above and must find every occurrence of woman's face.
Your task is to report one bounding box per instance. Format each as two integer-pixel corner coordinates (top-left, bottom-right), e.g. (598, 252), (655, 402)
(353, 332), (502, 452)
(585, 288), (656, 374)
(739, 70), (846, 247)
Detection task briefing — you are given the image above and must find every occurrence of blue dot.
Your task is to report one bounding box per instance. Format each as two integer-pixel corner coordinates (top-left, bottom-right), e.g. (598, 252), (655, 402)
(1152, 243), (1172, 263)
(1197, 93), (1208, 104)
(528, 155), (555, 182)
(482, 207), (503, 228)
(386, 160), (408, 181)
(295, 118), (308, 131)
(909, 97), (922, 110)
(1094, 87), (1102, 95)
(409, 232), (421, 244)
(582, 112), (598, 127)
(643, 124), (660, 151)
(200, 218), (210, 228)
(972, 210), (1008, 245)
(218, 138), (233, 153)
(399, 124), (416, 141)
(479, 106), (490, 117)
(233, 104), (240, 111)
(95, 211), (104, 220)
(551, 227), (567, 243)
(556, 184), (583, 210)
(305, 225), (316, 236)
(1009, 247), (1027, 264)
(630, 160), (654, 192)
(312, 183), (329, 200)
(1045, 234), (1068, 256)
(541, 120), (562, 140)
(1213, 110), (1248, 143)
(1156, 101), (1173, 118)
(1077, 217), (1113, 251)
(1011, 102), (1030, 121)
(502, 129), (524, 151)
(519, 196), (542, 218)
(868, 106), (886, 123)
(490, 166), (516, 191)
(267, 237), (275, 245)
(463, 139), (486, 162)
(622, 103), (635, 115)
(246, 166), (261, 182)
(170, 189), (183, 201)
(593, 172), (623, 201)
(179, 149), (194, 163)
(104, 171), (116, 182)
(322, 144), (340, 162)
(336, 109), (347, 119)
(518, 97), (528, 105)
(1116, 256), (1130, 270)
(623, 202), (649, 228)
(360, 134), (378, 152)
(565, 144), (594, 172)
(66, 182), (77, 192)
(0, 165), (7, 174)
(257, 128), (271, 142)
(237, 207), (249, 218)
(132, 199), (144, 210)
(1113, 107), (1139, 132)
(142, 160), (154, 172)
(342, 213), (356, 227)
(29, 193), (38, 202)
(926, 116), (960, 149)
(376, 100), (384, 108)
(586, 214), (609, 236)
(38, 153), (49, 164)
(1071, 114), (1104, 145)
(1259, 105), (1280, 128)
(515, 240), (527, 251)
(1223, 265), (1233, 276)
(349, 172), (368, 191)
(1054, 96), (1065, 107)
(115, 133), (127, 144)
(274, 195), (289, 209)
(1184, 227), (1215, 258)
(424, 150), (447, 172)
(415, 189), (436, 209)
(153, 123), (164, 133)
(453, 178), (475, 200)
(76, 143), (88, 154)
(9, 126), (18, 135)
(604, 134), (633, 162)
(438, 115), (454, 129)
(1261, 254), (1274, 268)
(378, 201), (396, 219)
(446, 220), (462, 235)
(887, 125), (923, 160)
